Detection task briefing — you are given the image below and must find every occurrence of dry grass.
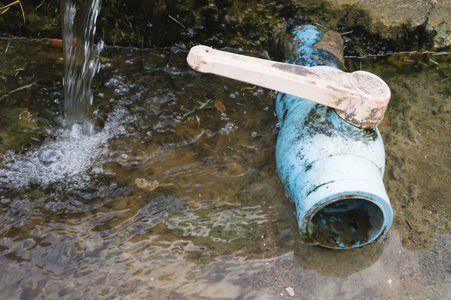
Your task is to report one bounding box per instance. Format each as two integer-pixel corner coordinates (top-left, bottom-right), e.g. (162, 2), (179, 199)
(0, 0), (26, 23)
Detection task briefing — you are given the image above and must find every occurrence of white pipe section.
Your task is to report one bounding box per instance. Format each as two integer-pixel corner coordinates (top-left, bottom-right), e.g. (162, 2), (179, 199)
(187, 45), (391, 129)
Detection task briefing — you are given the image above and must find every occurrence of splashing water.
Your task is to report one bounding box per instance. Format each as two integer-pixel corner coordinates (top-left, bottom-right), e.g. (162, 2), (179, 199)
(0, 125), (106, 190)
(61, 0), (103, 132)
(0, 107), (132, 191)
(0, 0), (107, 191)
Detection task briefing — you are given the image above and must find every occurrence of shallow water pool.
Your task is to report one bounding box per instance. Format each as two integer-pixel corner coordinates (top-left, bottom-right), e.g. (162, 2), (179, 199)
(0, 39), (449, 299)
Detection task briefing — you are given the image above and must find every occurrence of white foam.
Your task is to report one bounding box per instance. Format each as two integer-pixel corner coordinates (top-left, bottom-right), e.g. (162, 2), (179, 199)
(0, 107), (129, 191)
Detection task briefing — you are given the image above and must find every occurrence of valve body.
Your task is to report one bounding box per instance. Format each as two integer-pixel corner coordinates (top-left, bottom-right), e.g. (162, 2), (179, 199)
(275, 25), (393, 248)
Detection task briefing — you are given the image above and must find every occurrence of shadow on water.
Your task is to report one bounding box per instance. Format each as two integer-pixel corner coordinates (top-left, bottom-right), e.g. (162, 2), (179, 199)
(0, 19), (449, 300)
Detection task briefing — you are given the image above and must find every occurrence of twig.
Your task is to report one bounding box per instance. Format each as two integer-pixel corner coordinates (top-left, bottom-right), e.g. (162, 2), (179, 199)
(0, 0), (26, 23)
(405, 220), (413, 230)
(429, 58), (439, 66)
(0, 80), (38, 102)
(36, 0), (45, 10)
(4, 40), (10, 54)
(168, 15), (186, 29)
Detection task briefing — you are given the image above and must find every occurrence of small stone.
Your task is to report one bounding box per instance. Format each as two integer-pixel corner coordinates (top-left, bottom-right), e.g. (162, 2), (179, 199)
(135, 178), (174, 192)
(388, 279), (392, 285)
(285, 287), (295, 297)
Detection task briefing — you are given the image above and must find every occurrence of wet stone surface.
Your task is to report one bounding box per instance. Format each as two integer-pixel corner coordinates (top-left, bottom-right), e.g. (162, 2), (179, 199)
(325, 0), (451, 49)
(0, 0), (450, 55)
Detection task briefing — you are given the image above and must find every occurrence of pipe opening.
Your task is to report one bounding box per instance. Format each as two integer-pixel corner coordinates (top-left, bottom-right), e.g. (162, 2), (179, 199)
(308, 198), (384, 248)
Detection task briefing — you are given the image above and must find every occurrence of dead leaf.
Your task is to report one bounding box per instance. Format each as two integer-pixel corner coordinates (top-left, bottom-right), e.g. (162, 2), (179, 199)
(214, 99), (226, 112)
(18, 109), (38, 130)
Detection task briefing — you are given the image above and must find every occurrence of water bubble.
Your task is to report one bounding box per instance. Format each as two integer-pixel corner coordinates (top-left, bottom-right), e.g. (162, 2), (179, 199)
(39, 148), (64, 164)
(100, 63), (112, 69)
(253, 89), (264, 96)
(105, 78), (119, 88)
(220, 122), (238, 135)
(220, 113), (229, 121)
(114, 87), (129, 95)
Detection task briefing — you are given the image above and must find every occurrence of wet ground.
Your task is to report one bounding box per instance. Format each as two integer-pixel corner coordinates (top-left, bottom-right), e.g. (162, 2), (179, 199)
(0, 36), (450, 299)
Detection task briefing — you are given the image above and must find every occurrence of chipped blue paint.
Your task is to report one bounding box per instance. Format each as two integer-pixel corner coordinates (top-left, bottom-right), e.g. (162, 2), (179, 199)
(275, 25), (393, 249)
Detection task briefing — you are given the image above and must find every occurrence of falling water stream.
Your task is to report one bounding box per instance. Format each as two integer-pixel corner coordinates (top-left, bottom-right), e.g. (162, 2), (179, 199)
(0, 0), (106, 190)
(62, 0), (103, 133)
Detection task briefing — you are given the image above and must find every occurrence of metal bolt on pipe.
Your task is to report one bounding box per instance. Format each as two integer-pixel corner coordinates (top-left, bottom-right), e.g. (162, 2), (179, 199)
(187, 25), (393, 249)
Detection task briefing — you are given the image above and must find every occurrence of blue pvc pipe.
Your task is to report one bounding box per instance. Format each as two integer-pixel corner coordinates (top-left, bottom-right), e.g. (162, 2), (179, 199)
(275, 25), (393, 249)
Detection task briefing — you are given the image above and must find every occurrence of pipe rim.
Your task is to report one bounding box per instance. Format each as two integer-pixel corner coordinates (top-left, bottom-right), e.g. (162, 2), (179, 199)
(302, 193), (391, 249)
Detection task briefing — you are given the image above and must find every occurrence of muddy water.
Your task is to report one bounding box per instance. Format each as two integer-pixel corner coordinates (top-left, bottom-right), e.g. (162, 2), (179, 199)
(0, 40), (449, 299)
